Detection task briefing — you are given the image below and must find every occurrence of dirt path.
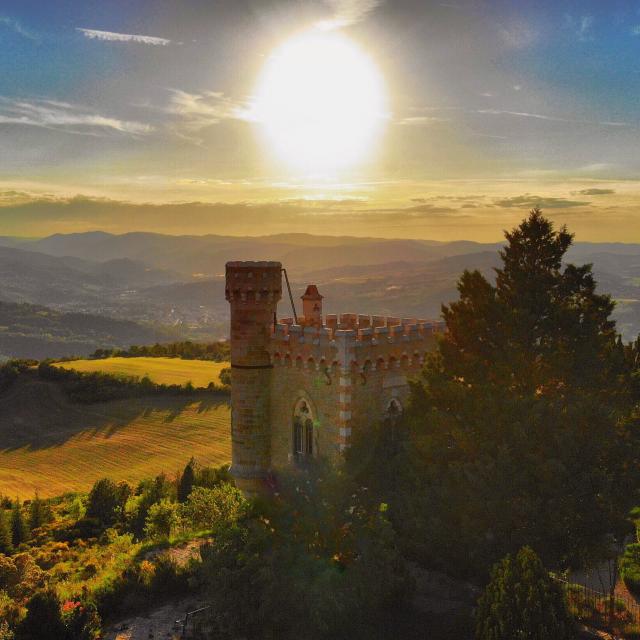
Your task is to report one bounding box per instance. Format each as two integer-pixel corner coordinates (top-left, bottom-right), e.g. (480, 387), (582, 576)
(103, 597), (208, 640)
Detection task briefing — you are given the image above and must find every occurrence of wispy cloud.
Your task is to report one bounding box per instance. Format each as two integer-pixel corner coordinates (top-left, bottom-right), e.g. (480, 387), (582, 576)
(0, 16), (38, 41)
(565, 15), (594, 42)
(0, 98), (153, 136)
(164, 90), (254, 143)
(494, 194), (590, 209)
(632, 25), (640, 36)
(76, 28), (174, 46)
(476, 108), (630, 128)
(317, 0), (384, 30)
(396, 115), (450, 126)
(498, 21), (537, 49)
(571, 188), (615, 196)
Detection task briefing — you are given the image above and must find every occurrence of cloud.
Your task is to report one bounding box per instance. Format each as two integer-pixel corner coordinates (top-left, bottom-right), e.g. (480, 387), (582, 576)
(498, 21), (537, 49)
(571, 188), (615, 196)
(565, 15), (594, 42)
(0, 98), (153, 136)
(494, 194), (590, 209)
(632, 25), (640, 36)
(476, 108), (630, 128)
(76, 28), (174, 46)
(163, 90), (254, 143)
(0, 16), (38, 41)
(396, 116), (450, 126)
(317, 0), (384, 30)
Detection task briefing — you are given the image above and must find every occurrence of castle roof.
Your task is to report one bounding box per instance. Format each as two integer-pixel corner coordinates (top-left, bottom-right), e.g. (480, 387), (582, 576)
(301, 284), (323, 300)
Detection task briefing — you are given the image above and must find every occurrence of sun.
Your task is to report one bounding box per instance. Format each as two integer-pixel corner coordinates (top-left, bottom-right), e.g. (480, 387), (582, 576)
(253, 30), (386, 175)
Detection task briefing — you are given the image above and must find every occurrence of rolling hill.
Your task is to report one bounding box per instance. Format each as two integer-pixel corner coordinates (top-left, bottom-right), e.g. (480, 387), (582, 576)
(3, 230), (640, 351)
(0, 372), (231, 498)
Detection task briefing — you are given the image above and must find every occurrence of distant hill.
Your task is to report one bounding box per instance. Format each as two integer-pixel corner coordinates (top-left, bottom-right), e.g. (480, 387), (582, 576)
(2, 230), (640, 341)
(0, 300), (168, 360)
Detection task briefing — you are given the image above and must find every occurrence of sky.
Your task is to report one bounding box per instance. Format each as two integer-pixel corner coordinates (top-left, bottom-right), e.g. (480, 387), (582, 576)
(1, 0), (640, 241)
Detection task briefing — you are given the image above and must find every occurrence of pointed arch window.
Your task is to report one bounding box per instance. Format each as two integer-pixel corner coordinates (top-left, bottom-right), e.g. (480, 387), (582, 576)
(293, 399), (315, 462)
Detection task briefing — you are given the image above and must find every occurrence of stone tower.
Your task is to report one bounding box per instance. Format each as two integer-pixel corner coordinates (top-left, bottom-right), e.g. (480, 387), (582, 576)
(225, 261), (282, 493)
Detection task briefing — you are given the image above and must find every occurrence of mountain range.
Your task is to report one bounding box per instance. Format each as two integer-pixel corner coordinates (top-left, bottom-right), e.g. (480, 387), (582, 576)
(1, 230), (640, 359)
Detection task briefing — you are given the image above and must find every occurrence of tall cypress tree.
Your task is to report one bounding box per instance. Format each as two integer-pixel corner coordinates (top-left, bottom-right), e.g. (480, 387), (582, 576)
(178, 458), (196, 503)
(11, 499), (29, 547)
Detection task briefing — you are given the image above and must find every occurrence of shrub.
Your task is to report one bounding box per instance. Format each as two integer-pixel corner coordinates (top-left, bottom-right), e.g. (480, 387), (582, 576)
(218, 367), (231, 387)
(15, 590), (67, 640)
(620, 543), (640, 594)
(144, 500), (179, 541)
(475, 547), (576, 640)
(180, 485), (247, 532)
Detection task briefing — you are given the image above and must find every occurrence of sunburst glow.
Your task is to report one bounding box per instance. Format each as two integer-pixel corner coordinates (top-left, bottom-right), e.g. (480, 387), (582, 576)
(253, 30), (386, 174)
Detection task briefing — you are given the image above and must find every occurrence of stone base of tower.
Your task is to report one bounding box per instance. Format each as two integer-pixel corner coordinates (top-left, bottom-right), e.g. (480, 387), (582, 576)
(230, 466), (272, 496)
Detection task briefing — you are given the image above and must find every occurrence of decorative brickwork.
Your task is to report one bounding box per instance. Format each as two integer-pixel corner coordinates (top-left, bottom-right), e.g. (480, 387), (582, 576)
(225, 261), (444, 491)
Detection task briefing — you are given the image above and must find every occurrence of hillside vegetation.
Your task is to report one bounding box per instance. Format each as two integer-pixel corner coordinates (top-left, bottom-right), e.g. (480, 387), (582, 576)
(0, 374), (231, 498)
(0, 300), (168, 361)
(52, 357), (229, 388)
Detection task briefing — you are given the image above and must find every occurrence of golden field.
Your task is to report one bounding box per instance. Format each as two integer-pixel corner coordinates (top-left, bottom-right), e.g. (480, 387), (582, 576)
(52, 356), (228, 387)
(0, 375), (231, 499)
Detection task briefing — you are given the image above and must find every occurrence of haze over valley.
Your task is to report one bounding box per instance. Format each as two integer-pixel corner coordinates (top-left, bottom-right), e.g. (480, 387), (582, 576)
(2, 229), (640, 360)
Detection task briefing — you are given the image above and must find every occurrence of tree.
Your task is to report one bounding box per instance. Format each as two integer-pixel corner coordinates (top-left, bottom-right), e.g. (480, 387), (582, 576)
(10, 500), (28, 548)
(177, 458), (196, 503)
(15, 590), (69, 640)
(144, 499), (179, 540)
(28, 493), (51, 532)
(86, 479), (129, 528)
(405, 210), (640, 575)
(475, 547), (576, 640)
(0, 508), (11, 554)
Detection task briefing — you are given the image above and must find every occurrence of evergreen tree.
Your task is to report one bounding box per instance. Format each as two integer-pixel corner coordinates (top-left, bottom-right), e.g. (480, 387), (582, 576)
(29, 493), (50, 532)
(0, 507), (12, 554)
(10, 499), (28, 548)
(178, 458), (196, 502)
(86, 478), (129, 528)
(15, 590), (69, 640)
(404, 210), (640, 575)
(475, 547), (576, 640)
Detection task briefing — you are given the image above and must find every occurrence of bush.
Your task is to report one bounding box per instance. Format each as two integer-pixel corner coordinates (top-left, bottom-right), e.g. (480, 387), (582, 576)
(620, 543), (640, 594)
(475, 547), (576, 640)
(144, 500), (179, 541)
(180, 485), (247, 532)
(15, 590), (68, 640)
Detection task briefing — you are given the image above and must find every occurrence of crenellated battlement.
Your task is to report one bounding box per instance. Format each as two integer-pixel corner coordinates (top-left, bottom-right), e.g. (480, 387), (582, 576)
(269, 315), (444, 372)
(225, 261), (283, 304)
(225, 260), (445, 491)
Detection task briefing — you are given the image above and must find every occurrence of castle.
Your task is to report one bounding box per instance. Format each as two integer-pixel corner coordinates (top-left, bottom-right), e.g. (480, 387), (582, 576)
(225, 261), (444, 492)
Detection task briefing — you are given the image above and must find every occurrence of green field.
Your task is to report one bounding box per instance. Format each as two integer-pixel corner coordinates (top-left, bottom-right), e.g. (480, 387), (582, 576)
(0, 375), (231, 499)
(53, 357), (229, 387)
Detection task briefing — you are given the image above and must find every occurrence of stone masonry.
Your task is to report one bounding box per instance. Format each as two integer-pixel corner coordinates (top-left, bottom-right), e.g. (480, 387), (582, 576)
(225, 260), (444, 492)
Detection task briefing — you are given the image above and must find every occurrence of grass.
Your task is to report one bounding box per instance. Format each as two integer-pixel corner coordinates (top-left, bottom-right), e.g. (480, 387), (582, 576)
(52, 357), (229, 388)
(0, 374), (231, 499)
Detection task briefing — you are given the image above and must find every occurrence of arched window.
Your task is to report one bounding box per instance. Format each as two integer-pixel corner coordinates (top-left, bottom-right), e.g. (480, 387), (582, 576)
(293, 399), (315, 462)
(384, 398), (404, 448)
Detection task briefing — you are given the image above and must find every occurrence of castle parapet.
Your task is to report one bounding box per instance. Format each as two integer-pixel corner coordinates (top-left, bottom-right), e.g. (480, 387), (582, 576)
(270, 312), (445, 373)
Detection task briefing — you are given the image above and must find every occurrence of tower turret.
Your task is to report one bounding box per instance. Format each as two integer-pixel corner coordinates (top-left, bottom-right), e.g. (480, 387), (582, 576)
(225, 261), (282, 493)
(301, 284), (323, 327)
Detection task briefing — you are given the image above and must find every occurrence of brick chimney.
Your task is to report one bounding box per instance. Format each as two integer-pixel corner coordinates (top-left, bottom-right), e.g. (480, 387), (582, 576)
(301, 284), (323, 327)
